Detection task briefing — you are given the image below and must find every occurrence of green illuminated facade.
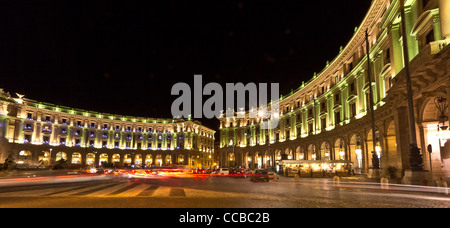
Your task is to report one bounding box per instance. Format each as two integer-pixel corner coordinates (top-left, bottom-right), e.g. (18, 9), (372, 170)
(0, 91), (215, 168)
(218, 0), (450, 181)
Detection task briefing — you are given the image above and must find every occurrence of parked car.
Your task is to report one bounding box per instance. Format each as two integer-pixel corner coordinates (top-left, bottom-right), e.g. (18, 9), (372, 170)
(217, 168), (230, 175)
(267, 170), (275, 179)
(250, 169), (270, 182)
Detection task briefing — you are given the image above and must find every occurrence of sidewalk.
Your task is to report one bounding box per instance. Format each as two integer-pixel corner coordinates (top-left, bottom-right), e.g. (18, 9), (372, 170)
(0, 169), (77, 179)
(274, 174), (450, 196)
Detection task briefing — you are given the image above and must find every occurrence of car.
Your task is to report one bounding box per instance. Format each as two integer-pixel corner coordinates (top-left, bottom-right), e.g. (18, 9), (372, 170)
(250, 169), (270, 182)
(192, 168), (206, 174)
(217, 168), (230, 175)
(267, 171), (275, 179)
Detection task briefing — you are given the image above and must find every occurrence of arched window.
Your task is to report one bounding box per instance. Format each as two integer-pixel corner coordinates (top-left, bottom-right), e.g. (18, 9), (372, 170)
(86, 153), (95, 165)
(56, 152), (67, 162)
(72, 153), (82, 164)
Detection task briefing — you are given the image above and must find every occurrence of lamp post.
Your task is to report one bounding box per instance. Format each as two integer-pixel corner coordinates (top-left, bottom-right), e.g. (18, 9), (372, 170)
(258, 109), (272, 171)
(400, 0), (423, 171)
(365, 30), (380, 170)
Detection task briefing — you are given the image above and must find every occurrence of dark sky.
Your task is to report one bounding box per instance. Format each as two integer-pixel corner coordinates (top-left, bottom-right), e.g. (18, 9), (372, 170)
(0, 0), (372, 131)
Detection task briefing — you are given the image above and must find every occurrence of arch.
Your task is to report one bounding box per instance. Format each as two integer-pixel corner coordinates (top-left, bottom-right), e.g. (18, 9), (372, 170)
(275, 149), (282, 161)
(177, 154), (184, 164)
(419, 96), (449, 177)
(365, 125), (384, 170)
(245, 152), (253, 169)
(284, 147), (293, 160)
(71, 152), (82, 164)
(334, 138), (346, 160)
(349, 133), (364, 173)
(86, 153), (95, 165)
(227, 152), (235, 168)
(135, 154), (143, 167)
(123, 154), (132, 166)
(155, 154), (163, 167)
(18, 150), (32, 165)
(112, 154), (120, 166)
(308, 144), (317, 160)
(145, 154), (153, 167)
(99, 153), (108, 166)
(320, 141), (331, 160)
(384, 120), (399, 176)
(263, 150), (272, 168)
(56, 152), (67, 162)
(255, 152), (262, 169)
(38, 151), (50, 167)
(421, 97), (443, 123)
(165, 154), (172, 165)
(296, 146), (305, 160)
(367, 127), (382, 159)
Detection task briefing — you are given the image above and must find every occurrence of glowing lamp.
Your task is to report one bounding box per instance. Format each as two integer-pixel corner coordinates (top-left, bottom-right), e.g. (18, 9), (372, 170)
(436, 127), (450, 143)
(355, 149), (362, 156)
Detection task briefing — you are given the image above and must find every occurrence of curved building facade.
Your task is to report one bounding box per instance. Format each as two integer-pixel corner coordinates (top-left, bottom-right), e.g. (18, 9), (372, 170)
(0, 92), (215, 169)
(218, 0), (450, 180)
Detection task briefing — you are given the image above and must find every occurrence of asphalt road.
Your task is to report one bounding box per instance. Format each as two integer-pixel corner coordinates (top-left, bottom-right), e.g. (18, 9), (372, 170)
(0, 174), (449, 208)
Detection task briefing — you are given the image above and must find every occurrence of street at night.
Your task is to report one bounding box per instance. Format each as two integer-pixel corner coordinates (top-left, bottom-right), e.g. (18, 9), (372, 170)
(1, 0), (450, 218)
(0, 172), (448, 208)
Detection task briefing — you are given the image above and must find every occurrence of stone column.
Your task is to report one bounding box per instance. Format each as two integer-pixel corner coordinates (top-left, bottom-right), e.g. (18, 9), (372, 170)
(404, 6), (419, 60)
(391, 23), (404, 74)
(0, 118), (8, 139)
(439, 0), (450, 39)
(433, 14), (442, 41)
(447, 79), (450, 120)
(14, 119), (24, 143)
(341, 85), (349, 123)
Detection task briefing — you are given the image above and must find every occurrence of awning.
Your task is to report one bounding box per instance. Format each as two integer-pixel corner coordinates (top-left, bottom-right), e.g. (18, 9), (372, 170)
(280, 160), (353, 165)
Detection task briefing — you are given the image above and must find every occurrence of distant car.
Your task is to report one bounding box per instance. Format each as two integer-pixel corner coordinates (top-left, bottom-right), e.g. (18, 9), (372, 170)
(217, 168), (230, 175)
(193, 169), (206, 174)
(250, 169), (270, 182)
(237, 169), (246, 175)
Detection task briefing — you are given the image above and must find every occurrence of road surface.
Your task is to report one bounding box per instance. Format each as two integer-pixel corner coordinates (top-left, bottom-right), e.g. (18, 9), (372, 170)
(0, 173), (449, 208)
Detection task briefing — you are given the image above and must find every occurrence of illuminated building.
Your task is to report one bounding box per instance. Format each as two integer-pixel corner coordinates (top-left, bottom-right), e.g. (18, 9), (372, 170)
(0, 91), (215, 169)
(218, 0), (450, 181)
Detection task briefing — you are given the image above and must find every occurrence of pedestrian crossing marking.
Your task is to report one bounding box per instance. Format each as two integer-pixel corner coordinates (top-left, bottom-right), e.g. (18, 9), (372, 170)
(136, 185), (159, 197)
(0, 182), (266, 199)
(49, 183), (118, 197)
(152, 186), (172, 197)
(169, 188), (186, 197)
(109, 184), (150, 197)
(43, 185), (97, 196)
(85, 183), (133, 197)
(70, 183), (120, 196)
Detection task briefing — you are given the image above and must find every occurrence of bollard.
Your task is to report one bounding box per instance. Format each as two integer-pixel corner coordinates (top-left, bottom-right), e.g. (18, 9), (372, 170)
(295, 174), (299, 183)
(380, 177), (389, 190)
(333, 175), (340, 186)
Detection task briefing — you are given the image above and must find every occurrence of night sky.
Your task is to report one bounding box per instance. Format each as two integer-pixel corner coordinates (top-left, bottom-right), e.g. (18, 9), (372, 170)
(0, 0), (372, 131)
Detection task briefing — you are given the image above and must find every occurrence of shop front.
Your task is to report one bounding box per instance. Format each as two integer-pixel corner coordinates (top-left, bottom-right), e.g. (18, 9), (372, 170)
(279, 160), (354, 177)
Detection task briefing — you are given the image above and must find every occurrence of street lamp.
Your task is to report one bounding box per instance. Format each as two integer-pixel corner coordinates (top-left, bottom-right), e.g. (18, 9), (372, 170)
(435, 97), (449, 143)
(365, 30), (381, 171)
(400, 0), (423, 171)
(339, 139), (345, 160)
